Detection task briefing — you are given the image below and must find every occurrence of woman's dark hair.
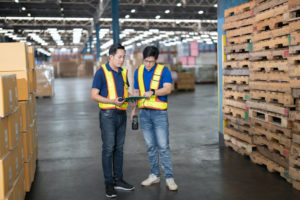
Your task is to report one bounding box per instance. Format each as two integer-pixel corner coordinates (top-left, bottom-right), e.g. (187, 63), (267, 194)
(143, 46), (159, 59)
(109, 43), (125, 55)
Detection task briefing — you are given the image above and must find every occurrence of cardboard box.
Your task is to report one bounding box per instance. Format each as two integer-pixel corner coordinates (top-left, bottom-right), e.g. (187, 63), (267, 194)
(0, 117), (9, 159)
(18, 101), (29, 133)
(0, 43), (29, 72)
(0, 152), (14, 199)
(22, 132), (30, 163)
(24, 161), (31, 192)
(0, 71), (30, 101)
(13, 168), (25, 200)
(0, 75), (18, 117)
(2, 188), (13, 200)
(28, 46), (35, 70)
(14, 142), (24, 180)
(7, 112), (16, 150)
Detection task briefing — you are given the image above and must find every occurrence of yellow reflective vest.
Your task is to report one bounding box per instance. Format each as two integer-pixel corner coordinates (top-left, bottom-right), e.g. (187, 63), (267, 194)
(98, 64), (129, 110)
(137, 64), (168, 110)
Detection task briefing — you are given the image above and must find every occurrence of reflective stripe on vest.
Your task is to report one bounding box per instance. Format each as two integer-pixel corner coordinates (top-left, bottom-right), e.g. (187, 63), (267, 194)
(137, 64), (168, 110)
(98, 64), (128, 110)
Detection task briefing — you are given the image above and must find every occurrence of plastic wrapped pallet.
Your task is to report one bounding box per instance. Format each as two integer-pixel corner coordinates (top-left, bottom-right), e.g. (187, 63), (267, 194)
(35, 65), (54, 97)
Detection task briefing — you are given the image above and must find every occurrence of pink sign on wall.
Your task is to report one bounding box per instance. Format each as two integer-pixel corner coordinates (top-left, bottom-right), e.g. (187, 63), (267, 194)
(190, 41), (199, 57)
(187, 56), (196, 65)
(180, 57), (188, 65)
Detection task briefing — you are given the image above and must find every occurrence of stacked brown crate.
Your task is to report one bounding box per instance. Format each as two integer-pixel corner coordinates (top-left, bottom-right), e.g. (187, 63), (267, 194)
(287, 0), (300, 191)
(248, 0), (292, 184)
(0, 42), (38, 196)
(0, 74), (25, 200)
(222, 1), (255, 156)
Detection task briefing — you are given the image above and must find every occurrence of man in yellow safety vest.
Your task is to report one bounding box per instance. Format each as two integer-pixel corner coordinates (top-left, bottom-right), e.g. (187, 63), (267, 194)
(91, 44), (134, 198)
(131, 46), (178, 191)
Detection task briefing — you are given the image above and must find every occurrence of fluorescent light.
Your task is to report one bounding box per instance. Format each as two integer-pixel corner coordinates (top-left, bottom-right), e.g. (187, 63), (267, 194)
(131, 9), (136, 13)
(22, 7), (26, 11)
(28, 33), (48, 46)
(155, 15), (160, 19)
(177, 3), (182, 7)
(37, 48), (51, 56)
(198, 10), (204, 14)
(165, 10), (170, 14)
(125, 15), (130, 19)
(73, 28), (82, 44)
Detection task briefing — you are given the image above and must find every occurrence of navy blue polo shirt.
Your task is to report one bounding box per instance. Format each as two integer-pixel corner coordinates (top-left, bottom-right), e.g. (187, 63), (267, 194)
(92, 62), (129, 98)
(134, 63), (172, 102)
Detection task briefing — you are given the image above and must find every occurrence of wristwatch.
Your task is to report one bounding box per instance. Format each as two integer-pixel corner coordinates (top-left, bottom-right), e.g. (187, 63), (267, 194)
(151, 89), (156, 95)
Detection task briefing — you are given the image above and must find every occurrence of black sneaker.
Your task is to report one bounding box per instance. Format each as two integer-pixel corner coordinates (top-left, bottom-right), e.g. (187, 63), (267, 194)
(114, 179), (135, 191)
(105, 183), (117, 198)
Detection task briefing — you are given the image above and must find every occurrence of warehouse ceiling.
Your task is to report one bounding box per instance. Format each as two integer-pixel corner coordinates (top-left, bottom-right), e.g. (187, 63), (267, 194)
(0, 0), (218, 56)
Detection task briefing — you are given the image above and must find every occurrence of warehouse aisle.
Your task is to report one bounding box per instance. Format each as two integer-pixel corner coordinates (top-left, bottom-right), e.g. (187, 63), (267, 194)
(25, 78), (300, 200)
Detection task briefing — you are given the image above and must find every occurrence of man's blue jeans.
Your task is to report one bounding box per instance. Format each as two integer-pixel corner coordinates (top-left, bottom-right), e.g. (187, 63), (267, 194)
(140, 109), (174, 178)
(99, 109), (127, 184)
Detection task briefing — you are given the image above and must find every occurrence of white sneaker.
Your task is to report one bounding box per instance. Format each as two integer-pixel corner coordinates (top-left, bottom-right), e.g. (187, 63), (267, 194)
(141, 174), (160, 186)
(166, 178), (178, 191)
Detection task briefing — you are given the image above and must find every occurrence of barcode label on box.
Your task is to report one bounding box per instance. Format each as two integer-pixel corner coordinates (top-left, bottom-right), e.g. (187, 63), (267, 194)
(4, 129), (8, 149)
(9, 89), (13, 108)
(15, 123), (18, 140)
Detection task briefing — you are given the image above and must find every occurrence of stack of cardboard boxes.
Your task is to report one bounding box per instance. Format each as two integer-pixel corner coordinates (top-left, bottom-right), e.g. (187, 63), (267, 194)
(36, 65), (54, 97)
(0, 42), (38, 199)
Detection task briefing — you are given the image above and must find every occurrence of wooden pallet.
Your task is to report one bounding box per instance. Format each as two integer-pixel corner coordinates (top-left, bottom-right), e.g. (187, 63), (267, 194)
(250, 49), (289, 61)
(224, 43), (251, 54)
(225, 10), (255, 24)
(223, 105), (249, 121)
(247, 100), (289, 116)
(224, 114), (251, 127)
(224, 75), (249, 84)
(227, 53), (250, 61)
(288, 65), (300, 77)
(224, 134), (255, 156)
(289, 20), (300, 32)
(290, 143), (300, 159)
(223, 69), (249, 76)
(224, 83), (250, 92)
(286, 5), (300, 22)
(225, 1), (255, 18)
(226, 120), (251, 134)
(257, 145), (289, 169)
(252, 125), (292, 147)
(223, 99), (248, 110)
(223, 61), (250, 70)
(253, 35), (289, 51)
(254, 14), (288, 33)
(253, 26), (289, 42)
(223, 90), (250, 101)
(254, 0), (288, 14)
(226, 25), (254, 38)
(227, 35), (253, 45)
(290, 78), (300, 89)
(289, 111), (300, 120)
(250, 60), (288, 73)
(250, 108), (292, 128)
(250, 151), (286, 175)
(289, 0), (300, 8)
(249, 81), (291, 93)
(293, 121), (300, 133)
(223, 17), (253, 31)
(291, 31), (300, 46)
(253, 136), (290, 158)
(288, 54), (300, 66)
(255, 3), (288, 22)
(249, 71), (289, 82)
(250, 90), (294, 107)
(251, 117), (293, 138)
(223, 126), (252, 144)
(289, 167), (300, 182)
(289, 45), (300, 55)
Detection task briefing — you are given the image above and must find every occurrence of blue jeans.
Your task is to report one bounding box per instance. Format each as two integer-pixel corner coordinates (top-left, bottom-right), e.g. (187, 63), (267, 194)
(99, 109), (127, 184)
(140, 109), (174, 178)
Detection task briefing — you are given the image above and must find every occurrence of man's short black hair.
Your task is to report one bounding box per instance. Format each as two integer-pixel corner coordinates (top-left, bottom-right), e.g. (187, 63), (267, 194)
(109, 43), (125, 55)
(143, 46), (159, 59)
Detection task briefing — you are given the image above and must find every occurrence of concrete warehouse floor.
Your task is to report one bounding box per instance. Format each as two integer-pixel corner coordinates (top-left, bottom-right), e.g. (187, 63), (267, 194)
(25, 78), (300, 200)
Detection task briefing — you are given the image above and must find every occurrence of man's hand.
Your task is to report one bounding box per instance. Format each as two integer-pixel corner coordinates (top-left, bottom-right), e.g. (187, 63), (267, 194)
(144, 91), (154, 98)
(113, 98), (125, 107)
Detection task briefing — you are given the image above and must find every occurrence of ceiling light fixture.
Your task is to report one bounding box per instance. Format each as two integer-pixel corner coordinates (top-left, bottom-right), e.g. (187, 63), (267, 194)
(176, 3), (182, 7)
(131, 9), (136, 13)
(165, 10), (170, 14)
(15, 0), (19, 3)
(61, 8), (64, 11)
(155, 15), (161, 19)
(125, 15), (130, 19)
(198, 10), (204, 14)
(27, 13), (31, 17)
(214, 4), (218, 7)
(22, 7), (26, 11)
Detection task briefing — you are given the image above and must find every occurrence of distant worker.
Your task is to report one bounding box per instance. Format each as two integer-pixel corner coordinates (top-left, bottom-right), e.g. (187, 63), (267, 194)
(91, 44), (135, 198)
(131, 46), (178, 191)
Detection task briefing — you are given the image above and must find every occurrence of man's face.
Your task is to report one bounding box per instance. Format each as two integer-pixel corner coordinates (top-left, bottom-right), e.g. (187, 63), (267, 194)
(144, 56), (156, 69)
(110, 49), (125, 68)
